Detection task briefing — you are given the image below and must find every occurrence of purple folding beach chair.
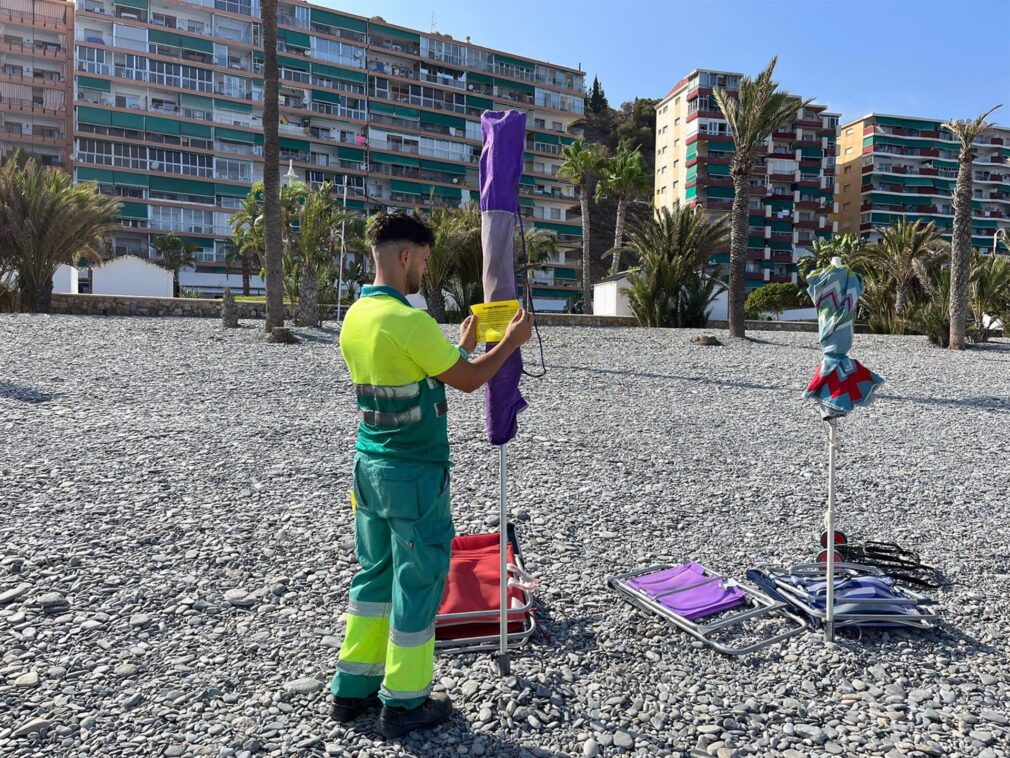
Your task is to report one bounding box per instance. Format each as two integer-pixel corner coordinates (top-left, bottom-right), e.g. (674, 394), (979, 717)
(608, 562), (807, 656)
(626, 563), (746, 621)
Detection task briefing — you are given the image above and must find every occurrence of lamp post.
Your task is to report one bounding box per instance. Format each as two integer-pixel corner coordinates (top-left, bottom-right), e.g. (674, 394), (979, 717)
(993, 228), (1007, 257)
(336, 175), (348, 322)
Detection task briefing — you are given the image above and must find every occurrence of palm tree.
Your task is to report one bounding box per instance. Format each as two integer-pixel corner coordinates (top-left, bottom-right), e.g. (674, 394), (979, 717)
(860, 219), (944, 314)
(444, 205), (484, 321)
(295, 183), (343, 327)
(151, 233), (199, 297)
(595, 140), (651, 275)
(261, 0), (283, 333)
(618, 203), (730, 327)
(0, 156), (120, 312)
(227, 191), (265, 295)
(516, 225), (558, 272)
(559, 139), (606, 312)
(797, 233), (866, 280)
(342, 260), (369, 303)
(421, 204), (481, 322)
(968, 251), (1010, 343)
(942, 105), (1002, 350)
(713, 57), (813, 338)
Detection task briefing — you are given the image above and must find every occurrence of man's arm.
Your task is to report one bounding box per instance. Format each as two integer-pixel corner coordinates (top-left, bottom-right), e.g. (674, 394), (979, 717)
(436, 309), (532, 393)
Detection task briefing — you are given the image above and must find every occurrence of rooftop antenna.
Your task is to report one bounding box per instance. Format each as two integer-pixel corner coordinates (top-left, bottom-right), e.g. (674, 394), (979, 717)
(430, 11), (436, 33)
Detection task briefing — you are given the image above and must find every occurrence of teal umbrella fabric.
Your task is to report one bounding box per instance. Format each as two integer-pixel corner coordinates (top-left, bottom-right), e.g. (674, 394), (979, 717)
(803, 263), (884, 418)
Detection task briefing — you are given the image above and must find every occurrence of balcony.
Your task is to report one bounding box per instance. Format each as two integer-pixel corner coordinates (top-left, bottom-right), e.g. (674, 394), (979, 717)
(370, 36), (420, 57)
(307, 102), (365, 121)
(367, 59), (416, 80)
(309, 22), (365, 44)
(149, 15), (209, 36)
(371, 90), (466, 116)
(0, 38), (65, 57)
(214, 140), (262, 157)
(370, 138), (475, 165)
(2, 4), (67, 26)
(213, 24), (253, 44)
(277, 12), (308, 29)
(704, 199), (734, 211)
(418, 71), (465, 90)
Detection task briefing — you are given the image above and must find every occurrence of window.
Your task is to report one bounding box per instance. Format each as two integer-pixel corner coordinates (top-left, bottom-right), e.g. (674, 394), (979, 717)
(77, 46), (109, 74)
(843, 165), (851, 174)
(114, 142), (146, 169)
(674, 117), (680, 126)
(550, 207), (561, 220)
(843, 202), (850, 211)
(77, 137), (113, 165)
(311, 38), (365, 68)
(215, 157), (252, 182)
(844, 146), (853, 155)
(182, 65), (213, 92)
(115, 94), (143, 110)
(149, 60), (181, 87)
(845, 127), (853, 136)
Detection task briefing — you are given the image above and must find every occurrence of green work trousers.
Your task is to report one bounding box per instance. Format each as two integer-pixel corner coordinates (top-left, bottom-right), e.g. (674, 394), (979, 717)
(330, 454), (455, 709)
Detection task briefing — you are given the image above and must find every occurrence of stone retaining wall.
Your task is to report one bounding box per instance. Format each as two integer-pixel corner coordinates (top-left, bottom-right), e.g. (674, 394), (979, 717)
(49, 294), (880, 333)
(50, 293), (336, 320)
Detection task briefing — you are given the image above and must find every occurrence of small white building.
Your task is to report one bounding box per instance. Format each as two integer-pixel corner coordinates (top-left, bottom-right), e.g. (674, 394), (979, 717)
(592, 272), (634, 317)
(91, 255), (173, 298)
(52, 264), (78, 294)
(593, 271), (730, 322)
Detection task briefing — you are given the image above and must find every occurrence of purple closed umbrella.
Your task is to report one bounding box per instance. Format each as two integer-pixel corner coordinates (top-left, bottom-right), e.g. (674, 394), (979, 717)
(478, 110), (528, 674)
(480, 110), (528, 446)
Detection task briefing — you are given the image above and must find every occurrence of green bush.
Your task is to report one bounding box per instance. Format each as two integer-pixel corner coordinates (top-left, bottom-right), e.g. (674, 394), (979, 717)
(744, 283), (809, 319)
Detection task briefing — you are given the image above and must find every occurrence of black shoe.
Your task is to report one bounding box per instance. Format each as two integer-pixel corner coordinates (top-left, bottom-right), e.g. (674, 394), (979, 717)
(376, 692), (453, 738)
(330, 691), (381, 723)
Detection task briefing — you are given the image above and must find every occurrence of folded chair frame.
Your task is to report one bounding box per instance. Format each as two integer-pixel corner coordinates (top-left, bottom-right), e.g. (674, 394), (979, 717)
(607, 563), (808, 656)
(748, 562), (939, 631)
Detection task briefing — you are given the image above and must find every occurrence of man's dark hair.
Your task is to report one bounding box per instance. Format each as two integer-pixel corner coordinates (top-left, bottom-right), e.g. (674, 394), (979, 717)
(367, 211), (435, 249)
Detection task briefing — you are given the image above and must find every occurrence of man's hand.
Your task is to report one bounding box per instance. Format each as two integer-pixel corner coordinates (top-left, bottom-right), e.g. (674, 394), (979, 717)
(504, 308), (533, 347)
(459, 314), (477, 354)
(436, 309), (533, 393)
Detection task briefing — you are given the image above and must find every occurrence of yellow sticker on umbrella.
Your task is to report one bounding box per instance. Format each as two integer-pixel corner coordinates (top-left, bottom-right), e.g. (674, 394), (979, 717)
(470, 300), (520, 343)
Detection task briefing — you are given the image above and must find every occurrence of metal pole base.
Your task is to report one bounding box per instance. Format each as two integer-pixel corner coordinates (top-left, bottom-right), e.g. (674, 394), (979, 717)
(825, 418), (837, 644)
(498, 444), (509, 675)
(495, 653), (511, 676)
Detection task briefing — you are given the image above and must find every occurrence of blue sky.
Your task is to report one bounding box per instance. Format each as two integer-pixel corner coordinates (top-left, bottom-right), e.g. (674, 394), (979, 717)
(320, 0), (1010, 126)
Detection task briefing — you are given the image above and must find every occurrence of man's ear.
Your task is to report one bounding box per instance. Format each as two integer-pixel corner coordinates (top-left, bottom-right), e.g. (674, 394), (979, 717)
(399, 247), (412, 266)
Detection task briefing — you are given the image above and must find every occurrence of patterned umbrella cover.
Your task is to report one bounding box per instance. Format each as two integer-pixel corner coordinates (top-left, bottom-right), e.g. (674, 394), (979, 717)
(804, 263), (884, 418)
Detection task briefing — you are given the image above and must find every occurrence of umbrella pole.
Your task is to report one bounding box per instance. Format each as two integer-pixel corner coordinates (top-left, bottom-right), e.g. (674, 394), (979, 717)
(825, 418), (837, 643)
(496, 442), (510, 675)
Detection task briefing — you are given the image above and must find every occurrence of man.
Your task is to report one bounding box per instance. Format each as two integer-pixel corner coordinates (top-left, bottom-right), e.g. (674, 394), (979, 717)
(330, 211), (532, 738)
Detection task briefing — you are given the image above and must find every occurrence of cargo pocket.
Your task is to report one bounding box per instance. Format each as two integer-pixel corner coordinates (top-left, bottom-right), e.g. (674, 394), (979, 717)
(358, 460), (424, 520)
(391, 517), (455, 591)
